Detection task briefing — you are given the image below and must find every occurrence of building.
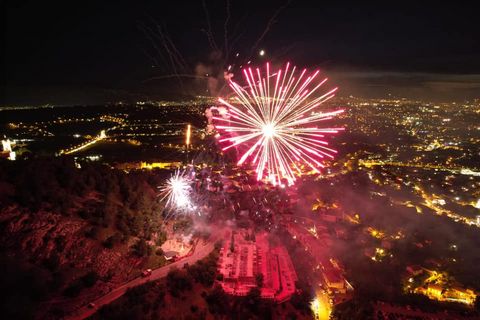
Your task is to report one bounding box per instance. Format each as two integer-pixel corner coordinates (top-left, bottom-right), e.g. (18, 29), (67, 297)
(417, 284), (477, 306)
(217, 230), (297, 302)
(425, 284), (443, 300)
(114, 161), (182, 170)
(445, 287), (477, 305)
(320, 259), (348, 294)
(140, 161), (182, 170)
(1, 139), (15, 160)
(406, 265), (424, 276)
(258, 245), (297, 302)
(163, 251), (178, 261)
(284, 220), (353, 303)
(320, 213), (338, 223)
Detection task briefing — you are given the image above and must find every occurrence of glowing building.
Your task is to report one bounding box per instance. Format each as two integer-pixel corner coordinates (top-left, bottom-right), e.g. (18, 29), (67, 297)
(417, 283), (477, 306)
(1, 139), (16, 160)
(217, 231), (297, 302)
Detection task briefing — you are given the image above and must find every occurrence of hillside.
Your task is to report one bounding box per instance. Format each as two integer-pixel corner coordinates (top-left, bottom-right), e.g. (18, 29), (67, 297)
(0, 158), (179, 319)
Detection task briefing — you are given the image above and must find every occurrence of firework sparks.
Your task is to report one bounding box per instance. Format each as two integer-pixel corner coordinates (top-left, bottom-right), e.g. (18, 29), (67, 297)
(159, 170), (193, 216)
(214, 62), (344, 186)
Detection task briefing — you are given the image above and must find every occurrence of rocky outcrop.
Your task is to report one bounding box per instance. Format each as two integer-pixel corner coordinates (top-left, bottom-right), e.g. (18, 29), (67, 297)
(0, 205), (142, 285)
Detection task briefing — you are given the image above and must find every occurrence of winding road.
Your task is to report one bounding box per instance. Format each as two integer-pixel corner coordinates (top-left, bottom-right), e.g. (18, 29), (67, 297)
(66, 240), (215, 320)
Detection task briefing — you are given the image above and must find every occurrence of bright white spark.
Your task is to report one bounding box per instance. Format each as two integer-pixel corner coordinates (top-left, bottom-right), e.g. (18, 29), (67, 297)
(159, 170), (193, 213)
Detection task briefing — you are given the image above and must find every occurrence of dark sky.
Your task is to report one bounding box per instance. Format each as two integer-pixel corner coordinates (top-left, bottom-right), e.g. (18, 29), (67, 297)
(2, 0), (480, 105)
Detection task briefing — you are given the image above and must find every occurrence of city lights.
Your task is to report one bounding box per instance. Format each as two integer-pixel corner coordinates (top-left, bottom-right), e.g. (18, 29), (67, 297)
(2, 2), (479, 320)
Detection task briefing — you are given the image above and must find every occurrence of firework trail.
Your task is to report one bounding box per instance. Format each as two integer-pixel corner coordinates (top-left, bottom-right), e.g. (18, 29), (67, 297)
(214, 62), (344, 186)
(249, 0), (291, 59)
(141, 0), (293, 97)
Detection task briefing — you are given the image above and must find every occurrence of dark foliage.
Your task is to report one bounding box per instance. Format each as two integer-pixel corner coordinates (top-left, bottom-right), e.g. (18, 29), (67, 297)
(0, 158), (168, 242)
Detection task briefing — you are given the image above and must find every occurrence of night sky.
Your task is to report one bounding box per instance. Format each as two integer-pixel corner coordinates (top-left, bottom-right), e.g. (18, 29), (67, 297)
(2, 1), (480, 105)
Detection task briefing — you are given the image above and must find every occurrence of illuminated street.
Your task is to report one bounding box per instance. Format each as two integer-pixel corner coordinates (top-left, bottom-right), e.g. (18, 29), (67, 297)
(311, 291), (332, 320)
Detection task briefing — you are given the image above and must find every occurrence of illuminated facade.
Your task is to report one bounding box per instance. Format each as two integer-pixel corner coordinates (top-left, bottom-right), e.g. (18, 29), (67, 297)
(417, 284), (477, 306)
(217, 231), (297, 302)
(1, 139), (16, 160)
(140, 162), (182, 170)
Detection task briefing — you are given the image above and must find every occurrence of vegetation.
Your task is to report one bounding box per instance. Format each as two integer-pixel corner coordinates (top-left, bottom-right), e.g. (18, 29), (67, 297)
(0, 158), (168, 242)
(0, 158), (176, 317)
(91, 249), (307, 320)
(187, 250), (219, 287)
(97, 281), (165, 320)
(132, 239), (153, 257)
(0, 256), (50, 319)
(167, 267), (193, 297)
(255, 273), (264, 288)
(63, 271), (99, 297)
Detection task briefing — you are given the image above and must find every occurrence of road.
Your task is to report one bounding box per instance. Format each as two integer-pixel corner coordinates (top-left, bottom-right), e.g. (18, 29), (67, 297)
(66, 240), (215, 320)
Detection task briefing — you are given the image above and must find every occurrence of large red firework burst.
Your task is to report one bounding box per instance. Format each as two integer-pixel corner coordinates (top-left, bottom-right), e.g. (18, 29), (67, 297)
(214, 62), (344, 186)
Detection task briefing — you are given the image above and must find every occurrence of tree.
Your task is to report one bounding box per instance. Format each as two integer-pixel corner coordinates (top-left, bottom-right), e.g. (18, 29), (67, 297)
(132, 239), (152, 257)
(116, 216), (130, 238)
(85, 226), (100, 239)
(214, 240), (223, 250)
(0, 256), (50, 318)
(187, 253), (218, 287)
(129, 215), (143, 236)
(230, 233), (235, 253)
(81, 271), (99, 288)
(103, 192), (118, 227)
(290, 281), (312, 314)
(255, 273), (264, 288)
(173, 218), (193, 233)
(155, 229), (167, 246)
(63, 281), (83, 297)
(246, 287), (262, 311)
(43, 254), (60, 272)
(205, 285), (229, 315)
(167, 268), (193, 297)
(103, 232), (123, 249)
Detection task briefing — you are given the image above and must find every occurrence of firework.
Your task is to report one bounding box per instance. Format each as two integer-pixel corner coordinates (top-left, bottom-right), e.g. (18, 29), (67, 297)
(159, 170), (193, 215)
(185, 124), (191, 147)
(214, 62), (344, 186)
